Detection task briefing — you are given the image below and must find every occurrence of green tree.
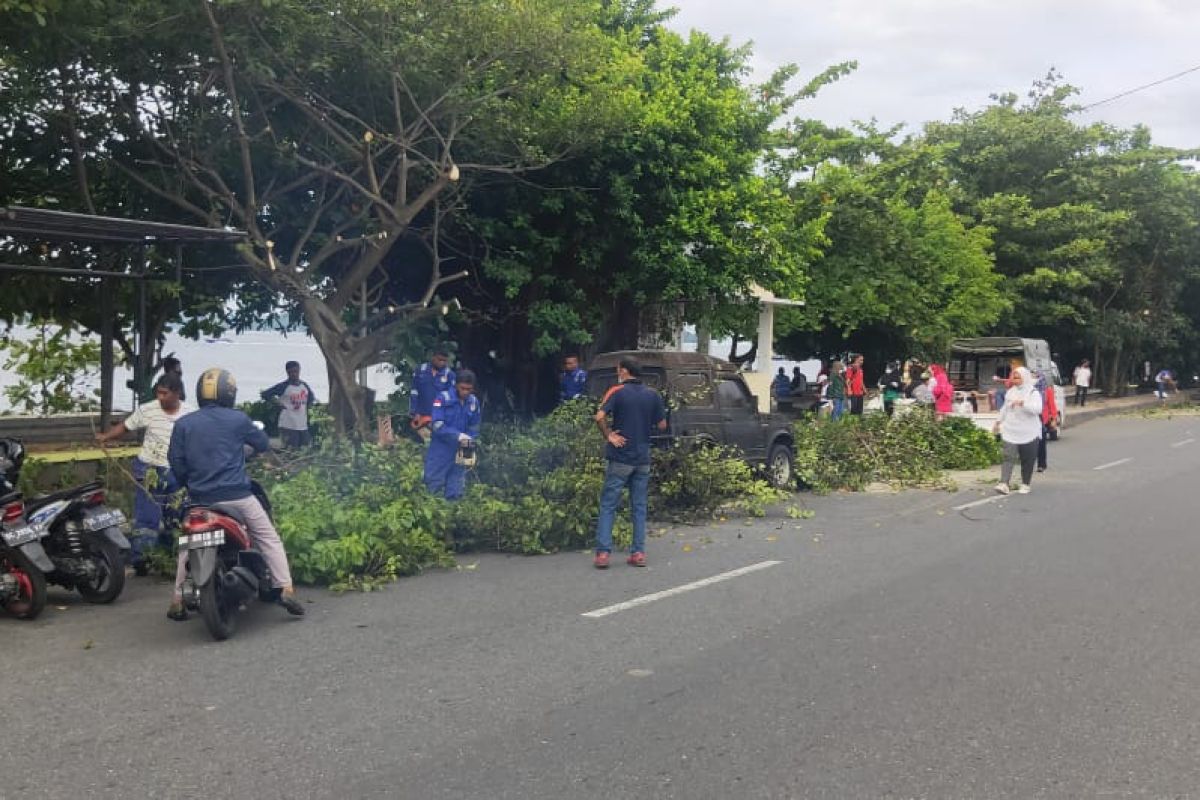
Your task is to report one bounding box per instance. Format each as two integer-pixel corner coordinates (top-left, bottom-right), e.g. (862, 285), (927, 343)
(773, 124), (1005, 363)
(453, 24), (843, 405)
(2, 0), (637, 432)
(924, 74), (1200, 392)
(1, 319), (101, 415)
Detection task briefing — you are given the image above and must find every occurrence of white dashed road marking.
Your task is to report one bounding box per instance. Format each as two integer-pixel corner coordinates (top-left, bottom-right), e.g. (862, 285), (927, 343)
(1171, 438), (1195, 448)
(952, 495), (1007, 512)
(581, 560), (783, 619)
(1093, 458), (1133, 471)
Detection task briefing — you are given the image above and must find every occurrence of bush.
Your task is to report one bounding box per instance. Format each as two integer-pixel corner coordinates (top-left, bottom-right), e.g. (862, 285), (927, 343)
(258, 442), (454, 590)
(450, 401), (784, 554)
(792, 411), (1001, 493)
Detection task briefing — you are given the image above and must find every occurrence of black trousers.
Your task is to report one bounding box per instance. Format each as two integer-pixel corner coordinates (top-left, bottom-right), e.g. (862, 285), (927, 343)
(1001, 439), (1039, 486)
(849, 395), (864, 416)
(1037, 427), (1049, 470)
(1074, 386), (1087, 406)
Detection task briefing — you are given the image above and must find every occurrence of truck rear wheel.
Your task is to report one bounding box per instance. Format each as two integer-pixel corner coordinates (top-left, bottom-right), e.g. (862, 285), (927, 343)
(767, 443), (795, 489)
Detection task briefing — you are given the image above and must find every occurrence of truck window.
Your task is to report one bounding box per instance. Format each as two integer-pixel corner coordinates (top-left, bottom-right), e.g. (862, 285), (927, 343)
(717, 378), (752, 410)
(672, 373), (714, 408)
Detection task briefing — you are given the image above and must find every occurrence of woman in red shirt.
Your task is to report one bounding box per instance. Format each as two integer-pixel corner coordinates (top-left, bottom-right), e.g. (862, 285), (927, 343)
(1036, 369), (1058, 472)
(845, 354), (866, 416)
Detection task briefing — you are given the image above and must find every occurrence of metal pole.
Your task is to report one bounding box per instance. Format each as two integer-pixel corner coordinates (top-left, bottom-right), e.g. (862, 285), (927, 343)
(99, 277), (114, 427)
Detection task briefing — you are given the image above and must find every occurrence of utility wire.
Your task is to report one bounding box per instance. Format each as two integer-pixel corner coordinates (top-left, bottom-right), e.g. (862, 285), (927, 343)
(1079, 64), (1200, 111)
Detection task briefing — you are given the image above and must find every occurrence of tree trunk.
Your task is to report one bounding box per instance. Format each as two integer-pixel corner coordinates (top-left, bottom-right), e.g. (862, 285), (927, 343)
(1106, 341), (1124, 397)
(304, 300), (368, 437)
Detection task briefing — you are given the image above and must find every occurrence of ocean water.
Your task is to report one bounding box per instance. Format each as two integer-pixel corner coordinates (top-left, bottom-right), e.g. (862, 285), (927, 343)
(0, 328), (400, 413)
(1, 325), (824, 414)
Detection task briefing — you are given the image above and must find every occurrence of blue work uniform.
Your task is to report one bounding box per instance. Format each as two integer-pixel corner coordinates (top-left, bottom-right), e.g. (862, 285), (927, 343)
(409, 362), (456, 418)
(424, 389), (481, 500)
(560, 368), (588, 403)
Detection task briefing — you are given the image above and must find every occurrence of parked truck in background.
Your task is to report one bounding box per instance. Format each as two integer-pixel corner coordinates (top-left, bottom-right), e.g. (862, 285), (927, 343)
(947, 337), (1066, 435)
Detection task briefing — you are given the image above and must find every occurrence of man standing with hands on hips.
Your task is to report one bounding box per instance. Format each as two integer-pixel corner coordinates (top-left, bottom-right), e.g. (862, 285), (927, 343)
(593, 356), (667, 569)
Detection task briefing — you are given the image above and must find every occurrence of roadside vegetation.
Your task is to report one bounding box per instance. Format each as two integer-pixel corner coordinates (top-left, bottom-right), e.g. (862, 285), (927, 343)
(792, 414), (1001, 493)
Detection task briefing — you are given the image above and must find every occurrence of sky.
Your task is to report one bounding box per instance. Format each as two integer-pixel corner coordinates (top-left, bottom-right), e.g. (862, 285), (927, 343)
(666, 0), (1200, 149)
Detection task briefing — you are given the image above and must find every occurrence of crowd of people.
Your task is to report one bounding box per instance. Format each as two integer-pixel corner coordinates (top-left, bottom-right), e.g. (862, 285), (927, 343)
(90, 344), (1183, 616)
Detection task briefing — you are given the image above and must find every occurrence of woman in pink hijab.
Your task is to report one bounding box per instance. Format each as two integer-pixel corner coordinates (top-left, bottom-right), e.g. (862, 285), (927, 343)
(929, 364), (954, 419)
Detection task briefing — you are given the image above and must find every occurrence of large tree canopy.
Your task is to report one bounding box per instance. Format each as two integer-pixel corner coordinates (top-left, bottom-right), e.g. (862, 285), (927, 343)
(3, 0), (641, 430)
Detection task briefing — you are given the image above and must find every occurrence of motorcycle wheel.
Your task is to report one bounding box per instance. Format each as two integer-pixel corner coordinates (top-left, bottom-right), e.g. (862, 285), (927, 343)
(198, 566), (237, 641)
(2, 548), (48, 620)
(75, 536), (126, 604)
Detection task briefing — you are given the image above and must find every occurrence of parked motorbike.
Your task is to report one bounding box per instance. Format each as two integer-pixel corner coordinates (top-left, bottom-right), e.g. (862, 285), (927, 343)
(0, 438), (130, 604)
(0, 492), (52, 620)
(179, 481), (281, 641)
(0, 441), (52, 619)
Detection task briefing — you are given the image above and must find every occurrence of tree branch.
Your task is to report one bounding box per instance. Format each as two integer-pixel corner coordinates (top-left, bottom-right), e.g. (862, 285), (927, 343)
(201, 0), (258, 220)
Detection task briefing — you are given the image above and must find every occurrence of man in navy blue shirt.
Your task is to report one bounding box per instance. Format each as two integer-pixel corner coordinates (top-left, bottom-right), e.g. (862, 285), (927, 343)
(168, 368), (304, 621)
(560, 354), (588, 404)
(593, 356), (667, 569)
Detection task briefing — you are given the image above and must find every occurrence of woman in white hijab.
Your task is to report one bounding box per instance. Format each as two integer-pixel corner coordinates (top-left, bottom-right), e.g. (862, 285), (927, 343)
(993, 366), (1043, 495)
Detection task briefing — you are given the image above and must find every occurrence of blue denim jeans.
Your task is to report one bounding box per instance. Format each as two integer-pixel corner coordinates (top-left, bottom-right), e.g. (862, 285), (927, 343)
(831, 398), (845, 420)
(594, 461), (650, 555)
(130, 457), (178, 565)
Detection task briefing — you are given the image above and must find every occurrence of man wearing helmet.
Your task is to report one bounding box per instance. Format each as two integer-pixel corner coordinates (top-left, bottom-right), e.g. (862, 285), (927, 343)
(166, 368), (304, 620)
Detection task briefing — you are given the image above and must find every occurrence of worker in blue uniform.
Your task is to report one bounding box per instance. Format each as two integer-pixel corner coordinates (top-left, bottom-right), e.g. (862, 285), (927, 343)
(560, 354), (588, 404)
(425, 369), (481, 500)
(409, 348), (455, 441)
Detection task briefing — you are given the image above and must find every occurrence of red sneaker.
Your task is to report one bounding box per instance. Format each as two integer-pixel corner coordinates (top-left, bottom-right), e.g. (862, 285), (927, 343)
(627, 552), (647, 567)
(594, 551), (610, 569)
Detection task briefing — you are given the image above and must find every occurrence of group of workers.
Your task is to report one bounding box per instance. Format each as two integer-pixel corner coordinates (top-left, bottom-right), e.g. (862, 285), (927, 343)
(93, 349), (603, 619)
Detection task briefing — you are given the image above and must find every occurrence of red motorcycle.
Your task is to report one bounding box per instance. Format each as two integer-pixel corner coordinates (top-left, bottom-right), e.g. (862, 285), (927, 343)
(177, 482), (280, 641)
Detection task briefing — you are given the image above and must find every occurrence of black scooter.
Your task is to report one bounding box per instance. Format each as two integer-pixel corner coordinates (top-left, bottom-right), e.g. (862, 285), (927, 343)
(1, 438), (130, 604)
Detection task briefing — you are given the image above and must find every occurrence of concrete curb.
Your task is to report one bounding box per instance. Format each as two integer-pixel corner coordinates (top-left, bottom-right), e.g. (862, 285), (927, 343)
(1065, 394), (1189, 428)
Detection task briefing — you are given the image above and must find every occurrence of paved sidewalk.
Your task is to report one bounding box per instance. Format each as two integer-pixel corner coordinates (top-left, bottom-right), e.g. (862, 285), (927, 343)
(1065, 390), (1191, 427)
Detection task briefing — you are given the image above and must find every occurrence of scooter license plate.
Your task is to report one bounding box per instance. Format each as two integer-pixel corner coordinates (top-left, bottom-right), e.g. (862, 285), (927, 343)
(2, 523), (43, 547)
(178, 530), (225, 549)
(82, 508), (126, 532)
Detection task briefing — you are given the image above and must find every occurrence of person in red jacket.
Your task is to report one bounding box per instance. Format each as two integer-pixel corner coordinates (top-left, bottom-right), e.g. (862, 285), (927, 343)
(845, 354), (866, 416)
(1036, 369), (1059, 472)
(930, 363), (954, 419)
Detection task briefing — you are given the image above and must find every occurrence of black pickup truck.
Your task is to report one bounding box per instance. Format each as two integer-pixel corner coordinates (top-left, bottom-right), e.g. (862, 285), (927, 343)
(586, 351), (799, 487)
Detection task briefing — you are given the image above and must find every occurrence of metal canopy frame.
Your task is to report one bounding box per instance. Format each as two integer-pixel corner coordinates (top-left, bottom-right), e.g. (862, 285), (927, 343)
(0, 206), (248, 424)
(0, 206), (245, 245)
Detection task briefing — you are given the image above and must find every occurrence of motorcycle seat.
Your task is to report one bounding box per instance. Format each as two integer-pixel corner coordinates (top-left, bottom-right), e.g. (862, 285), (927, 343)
(210, 503), (248, 526)
(27, 481), (104, 510)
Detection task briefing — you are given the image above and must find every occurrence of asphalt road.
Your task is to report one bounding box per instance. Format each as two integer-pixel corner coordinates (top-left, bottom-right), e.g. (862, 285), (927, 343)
(3, 411), (1199, 799)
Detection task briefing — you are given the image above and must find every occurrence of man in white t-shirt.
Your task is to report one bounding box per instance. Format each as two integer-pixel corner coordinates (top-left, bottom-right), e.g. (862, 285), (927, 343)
(261, 361), (318, 448)
(96, 373), (194, 573)
(1072, 359), (1092, 407)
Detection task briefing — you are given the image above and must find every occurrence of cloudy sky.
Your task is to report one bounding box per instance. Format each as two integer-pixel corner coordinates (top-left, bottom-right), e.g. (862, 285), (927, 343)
(667, 0), (1200, 148)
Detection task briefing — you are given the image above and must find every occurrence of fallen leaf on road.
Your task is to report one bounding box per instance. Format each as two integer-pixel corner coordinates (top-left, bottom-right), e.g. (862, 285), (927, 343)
(83, 639), (94, 650)
(682, 544), (693, 552)
(766, 535), (778, 542)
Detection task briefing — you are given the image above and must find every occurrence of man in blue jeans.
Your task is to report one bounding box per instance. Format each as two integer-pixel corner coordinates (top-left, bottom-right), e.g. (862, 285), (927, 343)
(593, 356), (667, 569)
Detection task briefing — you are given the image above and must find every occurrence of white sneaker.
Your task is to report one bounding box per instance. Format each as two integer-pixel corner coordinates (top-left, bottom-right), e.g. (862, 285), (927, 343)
(1017, 484), (1031, 495)
(994, 483), (1011, 495)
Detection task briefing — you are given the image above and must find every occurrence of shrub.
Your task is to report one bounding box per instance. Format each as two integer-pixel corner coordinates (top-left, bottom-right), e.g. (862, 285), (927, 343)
(258, 442), (454, 590)
(450, 401), (783, 554)
(792, 411), (1001, 493)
